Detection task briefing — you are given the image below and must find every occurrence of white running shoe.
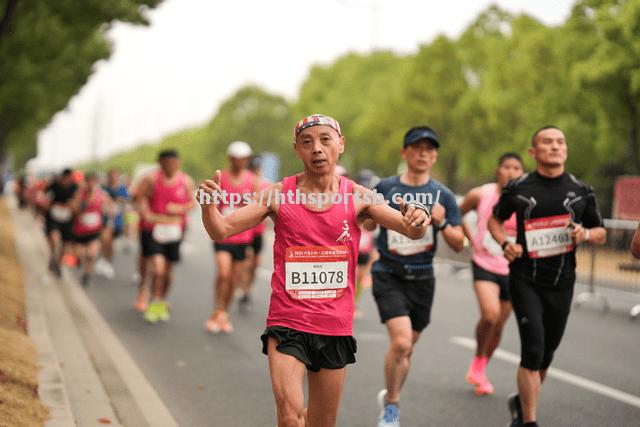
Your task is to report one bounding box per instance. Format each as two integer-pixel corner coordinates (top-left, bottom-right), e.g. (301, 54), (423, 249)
(377, 389), (400, 427)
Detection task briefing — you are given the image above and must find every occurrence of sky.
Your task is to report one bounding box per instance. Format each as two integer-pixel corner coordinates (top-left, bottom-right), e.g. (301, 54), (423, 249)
(34, 0), (575, 169)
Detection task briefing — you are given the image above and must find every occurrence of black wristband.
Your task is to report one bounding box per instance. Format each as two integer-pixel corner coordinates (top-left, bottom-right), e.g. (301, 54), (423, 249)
(501, 241), (509, 250)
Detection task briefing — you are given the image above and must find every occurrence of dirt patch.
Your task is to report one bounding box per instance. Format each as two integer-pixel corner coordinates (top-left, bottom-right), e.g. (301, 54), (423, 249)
(0, 199), (49, 426)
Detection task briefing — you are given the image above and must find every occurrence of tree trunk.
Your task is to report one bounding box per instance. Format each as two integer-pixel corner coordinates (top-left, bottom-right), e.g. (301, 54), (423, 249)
(0, 0), (18, 41)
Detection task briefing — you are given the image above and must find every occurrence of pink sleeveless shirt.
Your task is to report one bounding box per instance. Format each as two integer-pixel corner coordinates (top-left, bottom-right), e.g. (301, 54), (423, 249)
(471, 183), (517, 276)
(219, 170), (255, 245)
(268, 175), (361, 336)
(73, 187), (105, 235)
(140, 171), (190, 232)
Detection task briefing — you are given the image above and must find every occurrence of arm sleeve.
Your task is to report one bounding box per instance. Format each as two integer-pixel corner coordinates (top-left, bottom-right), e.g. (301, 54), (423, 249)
(581, 188), (604, 228)
(443, 190), (462, 226)
(492, 183), (517, 221)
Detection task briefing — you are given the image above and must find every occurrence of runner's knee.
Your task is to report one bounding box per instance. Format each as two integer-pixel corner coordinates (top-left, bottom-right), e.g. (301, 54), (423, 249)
(479, 311), (500, 329)
(390, 336), (413, 358)
(520, 341), (544, 370)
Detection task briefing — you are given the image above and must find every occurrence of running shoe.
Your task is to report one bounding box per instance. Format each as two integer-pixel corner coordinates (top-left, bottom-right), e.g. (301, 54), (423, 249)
(62, 253), (77, 267)
(466, 359), (486, 386)
(205, 311), (223, 334)
(377, 389), (400, 427)
(508, 393), (523, 427)
(238, 294), (252, 314)
(205, 311), (233, 334)
(144, 301), (161, 323)
(157, 301), (170, 322)
(474, 377), (494, 396)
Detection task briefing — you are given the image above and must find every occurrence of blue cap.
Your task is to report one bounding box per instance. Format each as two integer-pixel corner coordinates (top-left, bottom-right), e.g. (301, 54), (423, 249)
(403, 126), (440, 149)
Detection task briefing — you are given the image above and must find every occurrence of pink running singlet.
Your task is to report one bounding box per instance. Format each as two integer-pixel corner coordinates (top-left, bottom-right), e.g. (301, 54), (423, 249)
(471, 183), (517, 276)
(219, 170), (255, 245)
(72, 187), (105, 235)
(139, 170), (190, 232)
(268, 175), (361, 336)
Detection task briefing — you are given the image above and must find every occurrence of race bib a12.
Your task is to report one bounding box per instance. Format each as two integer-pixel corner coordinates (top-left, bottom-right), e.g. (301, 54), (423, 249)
(152, 223), (183, 244)
(525, 214), (573, 259)
(387, 227), (433, 256)
(285, 246), (349, 300)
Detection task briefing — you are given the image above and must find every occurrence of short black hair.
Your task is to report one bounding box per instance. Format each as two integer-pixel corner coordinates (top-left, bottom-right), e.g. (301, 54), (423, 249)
(158, 149), (179, 160)
(62, 168), (72, 176)
(498, 152), (523, 166)
(531, 125), (562, 146)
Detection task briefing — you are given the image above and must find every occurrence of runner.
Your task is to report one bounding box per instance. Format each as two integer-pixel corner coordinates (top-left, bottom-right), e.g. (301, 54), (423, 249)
(631, 222), (640, 259)
(135, 150), (196, 323)
(205, 141), (256, 333)
(459, 153), (524, 395)
(199, 114), (430, 427)
(370, 126), (464, 427)
(489, 126), (606, 427)
(99, 168), (129, 278)
(238, 155), (271, 313)
(40, 169), (78, 277)
(69, 172), (112, 287)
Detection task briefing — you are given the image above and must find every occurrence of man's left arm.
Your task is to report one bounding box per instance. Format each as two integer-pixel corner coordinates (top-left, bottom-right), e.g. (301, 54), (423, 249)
(438, 190), (464, 252)
(574, 189), (606, 245)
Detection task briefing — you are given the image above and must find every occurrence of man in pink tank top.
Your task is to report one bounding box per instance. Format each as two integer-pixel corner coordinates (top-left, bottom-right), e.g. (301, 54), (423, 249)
(459, 153), (524, 396)
(205, 141), (258, 334)
(134, 150), (196, 323)
(199, 114), (430, 427)
(69, 172), (113, 287)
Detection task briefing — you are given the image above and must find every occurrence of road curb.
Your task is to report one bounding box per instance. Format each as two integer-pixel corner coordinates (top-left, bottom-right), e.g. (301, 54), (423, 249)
(12, 203), (178, 427)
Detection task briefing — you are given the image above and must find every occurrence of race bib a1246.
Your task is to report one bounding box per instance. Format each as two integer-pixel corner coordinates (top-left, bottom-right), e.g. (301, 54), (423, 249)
(524, 214), (573, 259)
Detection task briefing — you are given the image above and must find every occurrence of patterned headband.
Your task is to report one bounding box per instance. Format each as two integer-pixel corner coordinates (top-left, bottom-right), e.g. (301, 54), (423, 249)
(294, 114), (342, 139)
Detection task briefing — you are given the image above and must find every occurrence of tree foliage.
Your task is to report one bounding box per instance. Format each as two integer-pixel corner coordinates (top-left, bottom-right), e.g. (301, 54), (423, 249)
(44, 1), (640, 215)
(0, 0), (162, 166)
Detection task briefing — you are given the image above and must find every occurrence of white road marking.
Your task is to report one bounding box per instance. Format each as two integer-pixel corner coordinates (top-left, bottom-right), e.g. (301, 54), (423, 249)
(450, 336), (640, 409)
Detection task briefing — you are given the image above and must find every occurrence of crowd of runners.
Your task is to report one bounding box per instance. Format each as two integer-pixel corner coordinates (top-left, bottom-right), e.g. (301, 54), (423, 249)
(15, 113), (622, 427)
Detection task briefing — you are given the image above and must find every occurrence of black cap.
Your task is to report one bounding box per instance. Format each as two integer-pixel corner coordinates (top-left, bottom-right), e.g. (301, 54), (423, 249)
(403, 126), (440, 149)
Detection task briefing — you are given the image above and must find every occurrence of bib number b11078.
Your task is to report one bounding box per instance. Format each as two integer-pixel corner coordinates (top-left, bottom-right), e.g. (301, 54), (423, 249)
(285, 246), (349, 300)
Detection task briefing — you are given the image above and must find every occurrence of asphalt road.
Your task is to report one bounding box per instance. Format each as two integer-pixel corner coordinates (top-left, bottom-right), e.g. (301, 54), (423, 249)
(83, 211), (640, 426)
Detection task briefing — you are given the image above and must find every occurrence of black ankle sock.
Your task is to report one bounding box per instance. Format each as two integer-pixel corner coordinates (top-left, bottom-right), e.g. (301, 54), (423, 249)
(523, 422), (538, 427)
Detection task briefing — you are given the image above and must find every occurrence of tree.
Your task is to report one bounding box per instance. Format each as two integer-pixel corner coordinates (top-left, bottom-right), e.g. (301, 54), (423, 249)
(0, 0), (162, 175)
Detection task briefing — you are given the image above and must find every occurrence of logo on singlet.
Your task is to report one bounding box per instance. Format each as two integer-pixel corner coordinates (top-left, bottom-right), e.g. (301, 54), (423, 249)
(336, 220), (352, 242)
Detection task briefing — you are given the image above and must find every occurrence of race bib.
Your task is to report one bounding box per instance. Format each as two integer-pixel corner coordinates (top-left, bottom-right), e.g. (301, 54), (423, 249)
(50, 204), (72, 222)
(525, 214), (573, 259)
(285, 246), (348, 299)
(152, 223), (183, 244)
(79, 212), (101, 228)
(483, 232), (515, 256)
(387, 227), (433, 256)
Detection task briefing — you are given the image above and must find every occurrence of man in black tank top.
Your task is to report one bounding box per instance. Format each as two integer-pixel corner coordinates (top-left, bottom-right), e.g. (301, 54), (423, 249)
(488, 126), (606, 427)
